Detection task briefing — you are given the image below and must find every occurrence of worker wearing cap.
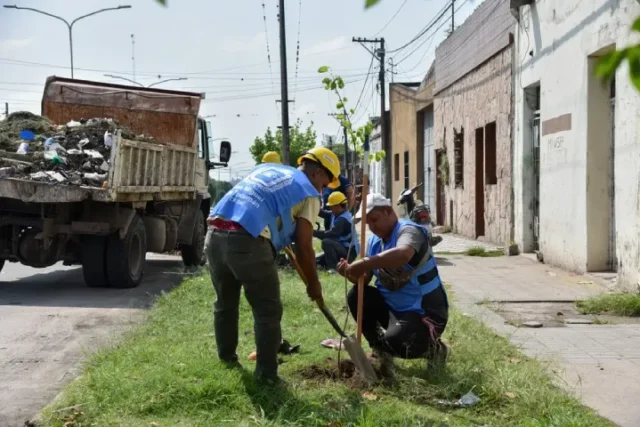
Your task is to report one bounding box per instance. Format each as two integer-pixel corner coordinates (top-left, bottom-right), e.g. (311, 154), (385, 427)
(262, 151), (282, 164)
(337, 192), (449, 371)
(321, 174), (355, 230)
(206, 147), (340, 383)
(314, 191), (359, 273)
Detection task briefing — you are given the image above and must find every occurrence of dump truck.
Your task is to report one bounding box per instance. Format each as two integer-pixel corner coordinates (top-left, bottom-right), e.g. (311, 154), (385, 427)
(0, 76), (231, 288)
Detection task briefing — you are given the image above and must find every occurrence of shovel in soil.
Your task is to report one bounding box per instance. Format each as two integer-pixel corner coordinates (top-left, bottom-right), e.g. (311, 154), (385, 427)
(283, 246), (378, 384)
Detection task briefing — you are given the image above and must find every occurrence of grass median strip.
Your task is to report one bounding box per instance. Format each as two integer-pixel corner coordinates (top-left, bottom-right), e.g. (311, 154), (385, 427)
(576, 293), (640, 317)
(42, 269), (611, 426)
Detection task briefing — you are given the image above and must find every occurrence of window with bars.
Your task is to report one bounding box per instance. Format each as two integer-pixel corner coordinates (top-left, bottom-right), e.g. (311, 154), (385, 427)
(394, 153), (400, 181)
(454, 127), (464, 188)
(485, 121), (497, 185)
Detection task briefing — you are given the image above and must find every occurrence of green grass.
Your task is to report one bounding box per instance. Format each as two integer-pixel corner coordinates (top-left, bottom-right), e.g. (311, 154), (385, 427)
(576, 293), (640, 317)
(41, 270), (611, 427)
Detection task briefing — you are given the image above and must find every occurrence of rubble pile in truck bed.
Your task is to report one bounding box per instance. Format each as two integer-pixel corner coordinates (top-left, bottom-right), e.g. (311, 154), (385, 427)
(0, 111), (153, 187)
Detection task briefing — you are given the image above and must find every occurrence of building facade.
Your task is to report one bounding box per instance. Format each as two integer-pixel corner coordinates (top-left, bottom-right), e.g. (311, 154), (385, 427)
(433, 0), (515, 244)
(389, 73), (435, 216)
(369, 112), (389, 196)
(512, 0), (640, 289)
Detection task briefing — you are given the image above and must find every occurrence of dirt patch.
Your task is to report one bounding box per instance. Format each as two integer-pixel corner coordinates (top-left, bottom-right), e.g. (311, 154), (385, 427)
(297, 357), (388, 385)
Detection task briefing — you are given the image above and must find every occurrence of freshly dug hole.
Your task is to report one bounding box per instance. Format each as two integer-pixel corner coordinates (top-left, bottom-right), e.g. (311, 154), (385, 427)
(297, 357), (387, 383)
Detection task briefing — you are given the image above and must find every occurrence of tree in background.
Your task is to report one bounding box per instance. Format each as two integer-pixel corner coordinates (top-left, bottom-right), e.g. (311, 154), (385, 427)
(249, 120), (317, 166)
(208, 179), (233, 204)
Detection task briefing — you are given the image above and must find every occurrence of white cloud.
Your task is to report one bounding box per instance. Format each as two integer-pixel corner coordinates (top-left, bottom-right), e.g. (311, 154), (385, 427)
(0, 37), (33, 54)
(301, 36), (347, 57)
(223, 32), (266, 53)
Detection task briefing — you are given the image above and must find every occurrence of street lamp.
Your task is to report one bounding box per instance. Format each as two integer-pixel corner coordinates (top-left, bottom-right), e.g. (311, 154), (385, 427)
(104, 74), (187, 88)
(3, 4), (132, 78)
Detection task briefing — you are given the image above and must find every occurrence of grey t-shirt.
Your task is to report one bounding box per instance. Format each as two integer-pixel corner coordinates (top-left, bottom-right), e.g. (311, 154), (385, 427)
(397, 225), (430, 267)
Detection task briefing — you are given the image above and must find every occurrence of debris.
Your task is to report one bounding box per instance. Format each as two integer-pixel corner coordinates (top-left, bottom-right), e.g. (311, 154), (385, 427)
(278, 339), (300, 355)
(437, 390), (481, 407)
(248, 352), (257, 361)
(506, 357), (521, 364)
(0, 111), (153, 188)
(547, 271), (557, 277)
(16, 142), (29, 154)
(523, 321), (543, 328)
(321, 338), (343, 350)
(578, 280), (594, 285)
(564, 318), (594, 325)
(362, 392), (378, 401)
(504, 392), (516, 399)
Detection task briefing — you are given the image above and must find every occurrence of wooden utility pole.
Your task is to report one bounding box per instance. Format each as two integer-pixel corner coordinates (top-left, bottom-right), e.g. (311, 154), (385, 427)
(352, 37), (388, 197)
(277, 0), (291, 165)
(4, 102), (8, 119)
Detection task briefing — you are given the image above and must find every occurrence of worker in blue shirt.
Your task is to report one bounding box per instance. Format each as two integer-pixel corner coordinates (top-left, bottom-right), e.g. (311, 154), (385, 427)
(321, 174), (355, 230)
(314, 191), (359, 273)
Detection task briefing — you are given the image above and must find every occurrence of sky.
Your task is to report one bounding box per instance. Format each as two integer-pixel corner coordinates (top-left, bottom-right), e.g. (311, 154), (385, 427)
(0, 0), (483, 181)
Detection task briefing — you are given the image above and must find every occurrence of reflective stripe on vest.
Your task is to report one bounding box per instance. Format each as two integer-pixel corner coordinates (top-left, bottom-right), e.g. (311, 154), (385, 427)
(210, 163), (319, 252)
(367, 219), (445, 314)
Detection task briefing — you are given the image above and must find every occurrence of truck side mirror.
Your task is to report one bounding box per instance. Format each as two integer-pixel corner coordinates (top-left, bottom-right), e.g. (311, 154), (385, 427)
(219, 141), (232, 163)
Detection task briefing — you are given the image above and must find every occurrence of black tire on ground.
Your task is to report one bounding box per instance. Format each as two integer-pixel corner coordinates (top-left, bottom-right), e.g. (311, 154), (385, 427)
(81, 236), (109, 287)
(181, 209), (206, 267)
(106, 214), (147, 289)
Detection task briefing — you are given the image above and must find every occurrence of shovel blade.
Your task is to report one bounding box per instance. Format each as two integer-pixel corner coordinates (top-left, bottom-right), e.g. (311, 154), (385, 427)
(343, 334), (378, 384)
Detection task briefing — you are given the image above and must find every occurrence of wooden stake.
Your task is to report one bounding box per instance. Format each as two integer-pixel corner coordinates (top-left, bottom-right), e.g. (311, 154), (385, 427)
(356, 135), (370, 343)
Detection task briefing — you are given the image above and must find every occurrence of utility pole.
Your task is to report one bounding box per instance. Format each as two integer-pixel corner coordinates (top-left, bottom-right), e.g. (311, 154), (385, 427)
(131, 34), (136, 83)
(4, 102), (8, 119)
(389, 57), (395, 83)
(277, 0), (291, 165)
(352, 37), (388, 197)
(451, 0), (455, 32)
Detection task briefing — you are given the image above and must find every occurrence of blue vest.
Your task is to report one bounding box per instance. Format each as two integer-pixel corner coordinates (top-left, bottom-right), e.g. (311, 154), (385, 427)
(210, 163), (320, 252)
(330, 210), (360, 255)
(367, 219), (446, 315)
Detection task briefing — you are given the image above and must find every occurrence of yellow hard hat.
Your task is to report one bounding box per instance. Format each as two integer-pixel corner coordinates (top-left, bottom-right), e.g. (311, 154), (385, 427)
(262, 151), (281, 163)
(326, 191), (347, 207)
(297, 146), (340, 187)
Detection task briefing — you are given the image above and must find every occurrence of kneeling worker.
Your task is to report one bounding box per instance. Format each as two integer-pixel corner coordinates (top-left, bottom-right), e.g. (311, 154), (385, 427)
(206, 147), (340, 383)
(337, 193), (448, 369)
(314, 191), (358, 272)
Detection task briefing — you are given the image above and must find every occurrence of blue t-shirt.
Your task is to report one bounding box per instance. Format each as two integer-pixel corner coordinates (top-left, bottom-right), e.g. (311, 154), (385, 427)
(322, 175), (353, 205)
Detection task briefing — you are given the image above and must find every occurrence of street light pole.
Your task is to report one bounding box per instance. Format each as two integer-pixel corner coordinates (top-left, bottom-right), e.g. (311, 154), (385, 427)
(3, 5), (132, 78)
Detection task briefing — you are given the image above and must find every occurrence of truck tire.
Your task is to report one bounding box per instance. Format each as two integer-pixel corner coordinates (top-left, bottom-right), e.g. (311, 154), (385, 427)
(81, 237), (109, 287)
(106, 214), (147, 288)
(181, 210), (206, 267)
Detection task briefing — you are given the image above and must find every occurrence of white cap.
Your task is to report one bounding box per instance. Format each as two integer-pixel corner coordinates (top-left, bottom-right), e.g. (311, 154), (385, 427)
(355, 192), (392, 219)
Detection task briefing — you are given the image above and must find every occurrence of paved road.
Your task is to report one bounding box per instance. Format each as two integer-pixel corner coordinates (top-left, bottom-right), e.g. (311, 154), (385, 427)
(0, 255), (189, 427)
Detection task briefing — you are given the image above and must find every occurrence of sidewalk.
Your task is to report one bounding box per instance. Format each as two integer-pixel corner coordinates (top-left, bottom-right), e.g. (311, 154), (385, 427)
(438, 254), (640, 427)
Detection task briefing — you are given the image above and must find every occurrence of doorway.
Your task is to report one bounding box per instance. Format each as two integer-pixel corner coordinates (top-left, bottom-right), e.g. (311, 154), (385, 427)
(608, 76), (617, 271)
(532, 110), (540, 251)
(475, 127), (485, 237)
(435, 148), (446, 225)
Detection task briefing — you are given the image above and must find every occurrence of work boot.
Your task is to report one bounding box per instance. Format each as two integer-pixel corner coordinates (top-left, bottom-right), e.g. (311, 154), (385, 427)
(370, 349), (395, 378)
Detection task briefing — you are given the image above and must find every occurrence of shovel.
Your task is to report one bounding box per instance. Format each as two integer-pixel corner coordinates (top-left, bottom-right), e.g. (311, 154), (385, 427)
(283, 246), (378, 383)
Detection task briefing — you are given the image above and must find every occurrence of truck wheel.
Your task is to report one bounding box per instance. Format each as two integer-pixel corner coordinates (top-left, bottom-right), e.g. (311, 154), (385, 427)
(106, 214), (147, 288)
(81, 237), (109, 287)
(181, 210), (206, 267)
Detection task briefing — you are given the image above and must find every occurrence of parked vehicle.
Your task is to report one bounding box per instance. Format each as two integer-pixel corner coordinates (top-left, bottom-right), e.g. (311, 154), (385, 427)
(397, 183), (442, 247)
(0, 76), (231, 288)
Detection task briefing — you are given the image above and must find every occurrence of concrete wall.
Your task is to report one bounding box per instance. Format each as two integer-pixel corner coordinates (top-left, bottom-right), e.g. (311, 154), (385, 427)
(512, 0), (640, 289)
(434, 47), (514, 244)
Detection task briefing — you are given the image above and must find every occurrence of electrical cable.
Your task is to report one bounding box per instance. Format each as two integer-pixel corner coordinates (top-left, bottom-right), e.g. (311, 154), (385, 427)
(293, 0), (303, 97)
(387, 0), (452, 54)
(373, 0), (409, 36)
(261, 1), (278, 115)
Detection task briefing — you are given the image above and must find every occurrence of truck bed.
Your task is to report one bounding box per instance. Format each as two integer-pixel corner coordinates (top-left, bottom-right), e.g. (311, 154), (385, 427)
(0, 133), (200, 203)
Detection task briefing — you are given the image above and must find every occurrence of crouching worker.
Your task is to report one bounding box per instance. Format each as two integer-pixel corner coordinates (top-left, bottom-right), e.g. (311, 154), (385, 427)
(314, 191), (359, 273)
(206, 147), (341, 383)
(337, 193), (449, 370)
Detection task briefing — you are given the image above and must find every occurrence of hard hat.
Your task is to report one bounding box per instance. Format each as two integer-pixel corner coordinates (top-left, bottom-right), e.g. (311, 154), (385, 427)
(326, 191), (347, 207)
(297, 147), (340, 187)
(262, 151), (281, 163)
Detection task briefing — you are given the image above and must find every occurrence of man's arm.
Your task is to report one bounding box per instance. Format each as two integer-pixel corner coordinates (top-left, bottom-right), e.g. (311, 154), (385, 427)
(295, 217), (323, 303)
(314, 217), (350, 240)
(345, 185), (356, 211)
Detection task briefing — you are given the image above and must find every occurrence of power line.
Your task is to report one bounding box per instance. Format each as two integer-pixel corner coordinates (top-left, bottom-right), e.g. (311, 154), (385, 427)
(261, 2), (276, 93)
(353, 54), (376, 114)
(387, 0), (452, 54)
(373, 0), (408, 36)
